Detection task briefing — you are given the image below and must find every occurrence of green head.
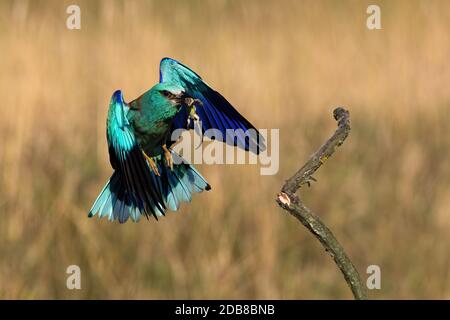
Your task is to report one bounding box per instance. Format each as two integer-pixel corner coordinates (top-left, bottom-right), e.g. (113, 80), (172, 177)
(146, 82), (190, 109)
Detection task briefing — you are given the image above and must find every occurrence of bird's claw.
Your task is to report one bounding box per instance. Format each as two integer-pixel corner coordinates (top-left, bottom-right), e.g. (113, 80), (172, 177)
(162, 144), (173, 170)
(142, 151), (160, 176)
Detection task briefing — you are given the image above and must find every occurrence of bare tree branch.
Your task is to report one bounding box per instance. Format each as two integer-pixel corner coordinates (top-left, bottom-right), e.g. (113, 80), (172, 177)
(276, 107), (368, 300)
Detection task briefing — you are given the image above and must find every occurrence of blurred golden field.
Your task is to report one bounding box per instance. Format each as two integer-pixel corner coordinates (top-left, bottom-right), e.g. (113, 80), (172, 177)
(1, 0), (450, 299)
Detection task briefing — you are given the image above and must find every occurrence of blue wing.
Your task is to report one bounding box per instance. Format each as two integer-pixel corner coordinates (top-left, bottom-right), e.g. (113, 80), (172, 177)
(159, 57), (266, 154)
(105, 90), (165, 220)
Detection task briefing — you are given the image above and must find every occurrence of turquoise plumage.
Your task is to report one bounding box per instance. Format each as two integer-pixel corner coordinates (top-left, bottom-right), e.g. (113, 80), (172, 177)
(88, 58), (265, 223)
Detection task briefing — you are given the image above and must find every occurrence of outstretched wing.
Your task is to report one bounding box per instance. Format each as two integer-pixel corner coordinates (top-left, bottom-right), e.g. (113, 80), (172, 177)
(106, 90), (165, 219)
(159, 57), (266, 154)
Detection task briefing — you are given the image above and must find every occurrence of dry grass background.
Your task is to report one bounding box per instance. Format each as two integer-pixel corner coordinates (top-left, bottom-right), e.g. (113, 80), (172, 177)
(1, 0), (450, 299)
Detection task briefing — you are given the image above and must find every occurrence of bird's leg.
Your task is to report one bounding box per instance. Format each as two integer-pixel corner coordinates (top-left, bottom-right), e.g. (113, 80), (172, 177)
(142, 150), (160, 176)
(162, 144), (173, 170)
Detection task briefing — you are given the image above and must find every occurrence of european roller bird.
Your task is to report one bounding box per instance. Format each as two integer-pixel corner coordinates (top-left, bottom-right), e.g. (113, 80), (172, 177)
(88, 58), (266, 223)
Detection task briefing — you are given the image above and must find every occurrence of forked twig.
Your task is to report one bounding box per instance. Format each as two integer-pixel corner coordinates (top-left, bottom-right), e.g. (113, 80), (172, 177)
(276, 107), (367, 300)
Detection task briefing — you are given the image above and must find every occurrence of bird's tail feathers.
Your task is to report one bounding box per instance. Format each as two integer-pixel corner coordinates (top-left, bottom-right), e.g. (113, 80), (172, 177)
(88, 171), (165, 223)
(88, 151), (210, 223)
(149, 151), (211, 211)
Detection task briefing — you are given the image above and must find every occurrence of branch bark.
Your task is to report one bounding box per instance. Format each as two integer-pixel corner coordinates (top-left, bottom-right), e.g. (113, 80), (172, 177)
(276, 107), (368, 300)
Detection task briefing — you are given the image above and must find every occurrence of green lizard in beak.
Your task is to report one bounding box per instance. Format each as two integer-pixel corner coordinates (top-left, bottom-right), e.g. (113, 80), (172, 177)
(184, 96), (203, 128)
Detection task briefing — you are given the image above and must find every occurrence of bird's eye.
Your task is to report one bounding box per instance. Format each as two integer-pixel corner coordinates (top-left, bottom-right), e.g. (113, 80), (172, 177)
(161, 90), (171, 98)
